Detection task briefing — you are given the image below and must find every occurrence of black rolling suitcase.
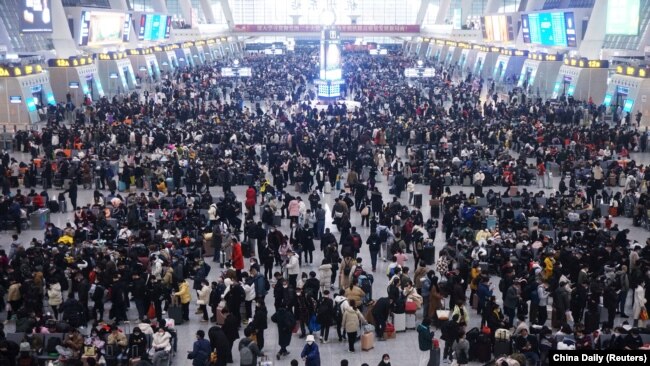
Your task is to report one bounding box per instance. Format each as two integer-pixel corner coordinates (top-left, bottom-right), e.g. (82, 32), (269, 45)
(422, 245), (435, 265)
(475, 334), (492, 363)
(493, 339), (511, 357)
(414, 193), (422, 208)
(48, 200), (60, 213)
(168, 297), (184, 325)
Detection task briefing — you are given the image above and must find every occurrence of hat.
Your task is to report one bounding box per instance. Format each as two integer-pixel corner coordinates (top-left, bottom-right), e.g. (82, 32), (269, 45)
(306, 335), (315, 343)
(19, 342), (30, 352)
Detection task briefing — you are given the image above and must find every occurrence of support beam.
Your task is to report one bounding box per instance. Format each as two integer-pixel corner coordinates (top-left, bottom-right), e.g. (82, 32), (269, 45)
(436, 0), (452, 24)
(219, 0), (235, 31)
(199, 0), (216, 24)
(416, 0), (432, 26)
(178, 0), (194, 25)
(152, 0), (169, 13)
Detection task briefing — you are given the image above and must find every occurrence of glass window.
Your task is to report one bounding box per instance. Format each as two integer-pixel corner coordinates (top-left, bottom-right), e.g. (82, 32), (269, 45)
(229, 0), (420, 25)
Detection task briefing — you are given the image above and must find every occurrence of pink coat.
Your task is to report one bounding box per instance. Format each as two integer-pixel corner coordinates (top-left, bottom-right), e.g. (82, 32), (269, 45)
(288, 199), (300, 217)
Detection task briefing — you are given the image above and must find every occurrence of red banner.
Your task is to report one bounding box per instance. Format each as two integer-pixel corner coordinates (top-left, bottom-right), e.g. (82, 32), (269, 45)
(233, 24), (420, 33)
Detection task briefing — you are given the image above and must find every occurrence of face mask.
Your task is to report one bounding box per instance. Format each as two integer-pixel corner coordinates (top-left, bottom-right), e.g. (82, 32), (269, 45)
(307, 341), (313, 345)
(384, 359), (390, 363)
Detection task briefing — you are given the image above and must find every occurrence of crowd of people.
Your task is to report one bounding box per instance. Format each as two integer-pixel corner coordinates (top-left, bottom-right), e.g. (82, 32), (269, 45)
(0, 43), (647, 366)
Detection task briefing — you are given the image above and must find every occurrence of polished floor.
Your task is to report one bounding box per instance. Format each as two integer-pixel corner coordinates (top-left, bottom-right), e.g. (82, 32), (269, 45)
(0, 145), (647, 366)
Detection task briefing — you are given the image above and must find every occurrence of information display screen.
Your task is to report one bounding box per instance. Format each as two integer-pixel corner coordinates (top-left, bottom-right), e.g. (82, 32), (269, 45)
(525, 12), (576, 47)
(319, 29), (342, 81)
(138, 14), (172, 41)
(606, 0), (639, 35)
(20, 0), (52, 33)
(482, 15), (514, 42)
(79, 11), (129, 46)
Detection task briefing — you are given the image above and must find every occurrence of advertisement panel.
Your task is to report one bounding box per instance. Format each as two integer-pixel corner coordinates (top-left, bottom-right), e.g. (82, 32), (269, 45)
(19, 0), (52, 33)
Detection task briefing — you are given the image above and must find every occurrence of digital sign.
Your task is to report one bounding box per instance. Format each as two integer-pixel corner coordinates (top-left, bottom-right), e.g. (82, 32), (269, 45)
(615, 65), (649, 78)
(20, 0), (52, 33)
(0, 64), (44, 77)
(482, 15), (514, 42)
(47, 56), (94, 68)
(138, 14), (171, 41)
(563, 57), (609, 69)
(319, 28), (342, 81)
(79, 11), (129, 46)
(525, 12), (576, 47)
(221, 68), (252, 77)
(9, 96), (22, 104)
(404, 68), (436, 78)
(606, 0), (639, 35)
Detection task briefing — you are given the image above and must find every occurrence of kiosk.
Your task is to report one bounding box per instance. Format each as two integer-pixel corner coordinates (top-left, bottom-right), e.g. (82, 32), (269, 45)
(603, 66), (650, 126)
(474, 47), (499, 79)
(493, 49), (528, 84)
(95, 52), (137, 96)
(47, 56), (104, 106)
(552, 57), (609, 103)
(0, 64), (54, 128)
(127, 48), (161, 83)
(518, 53), (564, 99)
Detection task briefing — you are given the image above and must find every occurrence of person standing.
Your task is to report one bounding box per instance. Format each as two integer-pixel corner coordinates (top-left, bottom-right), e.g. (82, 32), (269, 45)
(452, 330), (470, 366)
(301, 335), (321, 366)
(197, 279), (212, 322)
(250, 299), (268, 350)
(285, 249), (300, 288)
(174, 278), (191, 321)
(238, 327), (264, 366)
(66, 180), (78, 211)
(341, 299), (365, 352)
(417, 318), (434, 366)
(632, 280), (647, 327)
(187, 330), (212, 366)
(271, 305), (295, 360)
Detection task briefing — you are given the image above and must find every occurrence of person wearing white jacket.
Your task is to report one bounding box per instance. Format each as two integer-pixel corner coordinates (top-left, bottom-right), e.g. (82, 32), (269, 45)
(285, 249), (301, 288)
(151, 328), (172, 366)
(407, 180), (415, 204)
(47, 282), (63, 319)
(318, 260), (333, 293)
(197, 280), (212, 322)
(632, 281), (647, 327)
(242, 273), (256, 324)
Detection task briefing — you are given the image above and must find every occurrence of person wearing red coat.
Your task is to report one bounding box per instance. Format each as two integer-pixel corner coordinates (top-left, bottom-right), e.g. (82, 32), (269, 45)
(231, 238), (245, 278)
(245, 186), (257, 216)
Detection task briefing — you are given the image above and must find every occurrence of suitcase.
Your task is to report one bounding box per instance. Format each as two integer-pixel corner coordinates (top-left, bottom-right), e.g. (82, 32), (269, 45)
(428, 347), (441, 366)
(324, 181), (332, 193)
(463, 176), (471, 186)
(361, 331), (375, 351)
(471, 293), (479, 309)
(168, 304), (184, 325)
(30, 208), (50, 230)
(392, 312), (406, 332)
(475, 334), (492, 362)
(48, 200), (60, 213)
(486, 216), (497, 230)
(479, 261), (489, 274)
(216, 302), (226, 325)
(273, 215), (282, 227)
(421, 246), (435, 265)
(258, 356), (273, 366)
(166, 177), (174, 191)
(220, 250), (226, 268)
(203, 238), (214, 257)
(414, 193), (422, 208)
(493, 339), (511, 357)
(118, 180), (126, 192)
(406, 313), (416, 329)
(385, 323), (396, 339)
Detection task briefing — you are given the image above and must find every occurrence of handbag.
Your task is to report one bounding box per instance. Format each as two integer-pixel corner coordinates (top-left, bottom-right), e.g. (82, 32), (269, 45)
(147, 303), (156, 319)
(640, 307), (649, 321)
(308, 314), (321, 332)
(405, 301), (417, 313)
(361, 206), (369, 216)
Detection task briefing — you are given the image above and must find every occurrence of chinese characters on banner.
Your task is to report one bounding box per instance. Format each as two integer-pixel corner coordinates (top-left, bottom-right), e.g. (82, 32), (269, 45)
(233, 24), (420, 33)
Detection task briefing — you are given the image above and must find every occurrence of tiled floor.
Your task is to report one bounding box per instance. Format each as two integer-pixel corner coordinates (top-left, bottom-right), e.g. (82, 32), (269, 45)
(0, 147), (647, 365)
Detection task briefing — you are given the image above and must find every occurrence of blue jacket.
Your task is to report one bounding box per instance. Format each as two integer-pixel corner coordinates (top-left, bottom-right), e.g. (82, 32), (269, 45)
(477, 282), (493, 308)
(300, 343), (321, 366)
(188, 338), (212, 366)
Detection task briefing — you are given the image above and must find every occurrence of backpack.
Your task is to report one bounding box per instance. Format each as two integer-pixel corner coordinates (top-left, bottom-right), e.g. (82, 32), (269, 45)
(239, 342), (254, 365)
(456, 346), (469, 364)
(46, 336), (62, 354)
(352, 235), (361, 250)
(379, 229), (388, 243)
(343, 260), (353, 276)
